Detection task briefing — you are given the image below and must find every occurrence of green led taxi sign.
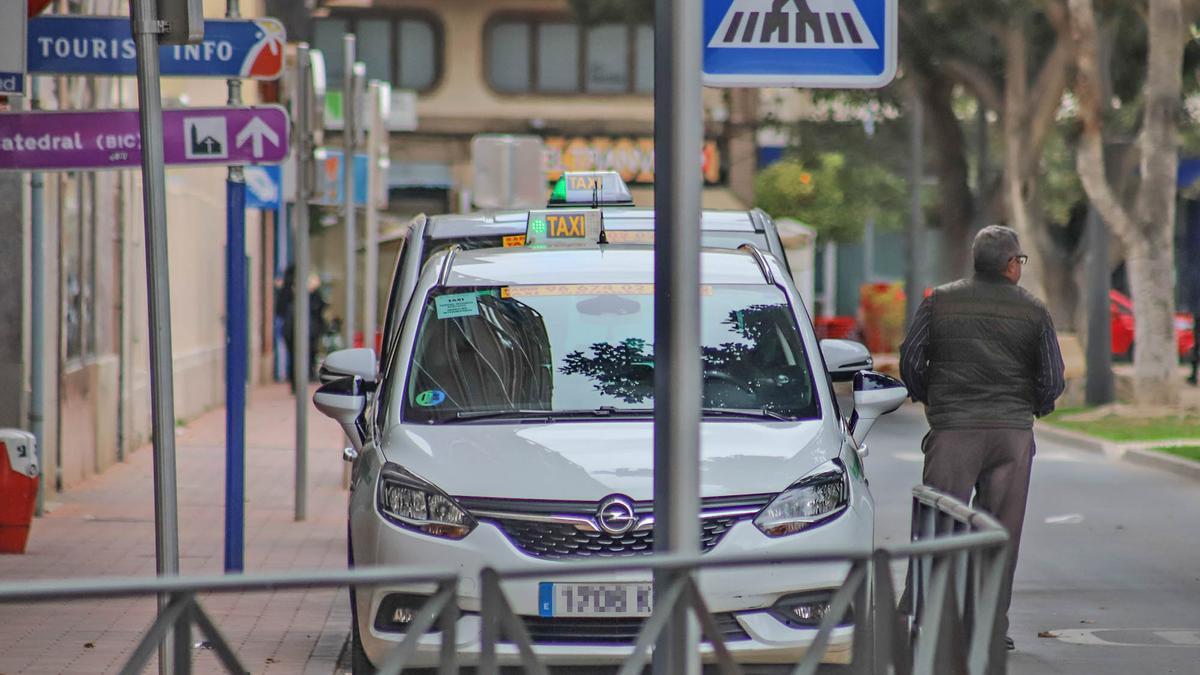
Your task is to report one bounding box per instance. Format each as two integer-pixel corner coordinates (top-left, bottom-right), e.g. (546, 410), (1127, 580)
(548, 171), (634, 207)
(525, 209), (604, 247)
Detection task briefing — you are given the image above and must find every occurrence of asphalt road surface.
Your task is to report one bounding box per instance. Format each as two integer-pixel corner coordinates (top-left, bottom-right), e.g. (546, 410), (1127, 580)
(869, 404), (1200, 675)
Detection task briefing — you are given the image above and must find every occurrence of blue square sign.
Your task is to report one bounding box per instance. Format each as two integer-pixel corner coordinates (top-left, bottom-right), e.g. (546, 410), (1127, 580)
(703, 0), (896, 88)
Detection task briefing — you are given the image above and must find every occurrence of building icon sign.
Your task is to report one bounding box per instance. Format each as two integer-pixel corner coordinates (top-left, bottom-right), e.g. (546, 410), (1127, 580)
(184, 116), (228, 159)
(708, 0), (878, 49)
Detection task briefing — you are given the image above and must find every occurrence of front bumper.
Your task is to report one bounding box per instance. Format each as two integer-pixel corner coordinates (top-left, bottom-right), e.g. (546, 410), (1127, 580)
(351, 492), (873, 667)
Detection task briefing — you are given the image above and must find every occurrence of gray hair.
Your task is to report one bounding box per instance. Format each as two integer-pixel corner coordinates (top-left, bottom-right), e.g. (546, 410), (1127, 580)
(973, 225), (1023, 275)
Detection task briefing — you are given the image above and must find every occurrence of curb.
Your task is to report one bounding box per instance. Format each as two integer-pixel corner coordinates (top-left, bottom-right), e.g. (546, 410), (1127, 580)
(1124, 447), (1200, 482)
(1033, 424), (1121, 458)
(1036, 423), (1200, 482)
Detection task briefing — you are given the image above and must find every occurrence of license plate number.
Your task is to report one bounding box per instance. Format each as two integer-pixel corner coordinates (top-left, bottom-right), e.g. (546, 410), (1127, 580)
(538, 582), (653, 618)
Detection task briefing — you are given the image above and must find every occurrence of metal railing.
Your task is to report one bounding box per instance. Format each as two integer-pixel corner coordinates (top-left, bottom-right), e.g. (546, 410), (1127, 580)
(0, 486), (1008, 675)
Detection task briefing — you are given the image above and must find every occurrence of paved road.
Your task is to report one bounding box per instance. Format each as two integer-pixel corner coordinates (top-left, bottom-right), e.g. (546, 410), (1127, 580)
(868, 404), (1200, 675)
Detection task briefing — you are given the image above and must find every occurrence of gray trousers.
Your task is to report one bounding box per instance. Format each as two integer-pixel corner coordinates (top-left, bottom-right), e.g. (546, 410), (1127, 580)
(922, 427), (1035, 636)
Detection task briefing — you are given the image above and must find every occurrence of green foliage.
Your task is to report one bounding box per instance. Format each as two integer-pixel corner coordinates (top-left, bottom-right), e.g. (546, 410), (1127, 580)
(754, 154), (905, 244)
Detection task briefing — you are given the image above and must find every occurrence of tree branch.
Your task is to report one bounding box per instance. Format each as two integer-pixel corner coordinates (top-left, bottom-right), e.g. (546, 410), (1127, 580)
(943, 58), (1005, 114)
(1021, 36), (1072, 177)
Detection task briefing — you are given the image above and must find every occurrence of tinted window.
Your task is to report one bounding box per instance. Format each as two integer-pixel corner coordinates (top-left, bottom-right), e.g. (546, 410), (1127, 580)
(313, 14), (441, 91)
(486, 17), (653, 95)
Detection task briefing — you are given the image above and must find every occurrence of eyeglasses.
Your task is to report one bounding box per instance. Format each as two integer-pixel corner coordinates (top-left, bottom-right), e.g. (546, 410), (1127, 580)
(1011, 255), (1029, 266)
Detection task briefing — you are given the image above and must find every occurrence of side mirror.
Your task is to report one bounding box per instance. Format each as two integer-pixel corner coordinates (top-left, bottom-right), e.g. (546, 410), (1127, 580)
(314, 376), (368, 451)
(319, 348), (377, 385)
(820, 339), (873, 382)
(850, 371), (907, 446)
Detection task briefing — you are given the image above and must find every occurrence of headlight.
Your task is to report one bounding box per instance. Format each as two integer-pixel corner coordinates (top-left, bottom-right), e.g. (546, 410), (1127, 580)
(753, 460), (849, 537)
(377, 464), (476, 539)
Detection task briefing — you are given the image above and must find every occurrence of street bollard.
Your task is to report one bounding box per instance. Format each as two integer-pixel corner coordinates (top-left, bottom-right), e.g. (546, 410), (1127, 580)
(0, 429), (39, 554)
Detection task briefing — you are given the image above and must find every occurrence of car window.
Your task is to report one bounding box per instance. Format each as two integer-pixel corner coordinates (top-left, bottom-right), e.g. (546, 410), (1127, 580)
(399, 284), (819, 422)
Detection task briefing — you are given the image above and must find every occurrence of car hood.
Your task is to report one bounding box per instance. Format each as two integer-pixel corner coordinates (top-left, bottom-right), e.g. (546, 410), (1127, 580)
(379, 419), (840, 501)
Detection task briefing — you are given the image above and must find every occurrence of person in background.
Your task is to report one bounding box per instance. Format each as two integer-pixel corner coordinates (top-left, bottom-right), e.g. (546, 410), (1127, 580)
(277, 266), (329, 387)
(899, 225), (1066, 652)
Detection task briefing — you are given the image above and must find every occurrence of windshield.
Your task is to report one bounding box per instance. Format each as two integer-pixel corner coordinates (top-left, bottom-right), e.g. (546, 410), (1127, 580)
(400, 283), (819, 423)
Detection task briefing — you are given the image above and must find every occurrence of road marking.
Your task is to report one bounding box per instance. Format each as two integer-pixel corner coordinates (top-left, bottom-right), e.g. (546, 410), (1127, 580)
(1049, 628), (1200, 647)
(1044, 513), (1084, 524)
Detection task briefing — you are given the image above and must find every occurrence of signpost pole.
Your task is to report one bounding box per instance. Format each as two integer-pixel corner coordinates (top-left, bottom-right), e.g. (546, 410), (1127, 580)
(363, 81), (386, 356)
(652, 0), (702, 673)
(342, 36), (357, 351)
(294, 44), (312, 523)
(223, 0), (247, 573)
(129, 0), (183, 671)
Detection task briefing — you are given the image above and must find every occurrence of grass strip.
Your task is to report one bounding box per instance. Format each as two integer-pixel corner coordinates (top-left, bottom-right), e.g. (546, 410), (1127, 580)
(1152, 446), (1200, 463)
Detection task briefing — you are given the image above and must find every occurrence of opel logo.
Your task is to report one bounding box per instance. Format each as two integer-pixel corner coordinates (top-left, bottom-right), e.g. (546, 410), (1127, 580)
(595, 495), (637, 536)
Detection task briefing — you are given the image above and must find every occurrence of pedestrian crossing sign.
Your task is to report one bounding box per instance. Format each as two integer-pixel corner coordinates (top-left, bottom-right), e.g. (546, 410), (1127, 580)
(703, 0), (896, 88)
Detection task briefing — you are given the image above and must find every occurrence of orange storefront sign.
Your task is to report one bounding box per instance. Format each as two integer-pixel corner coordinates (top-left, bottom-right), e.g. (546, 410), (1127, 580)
(543, 137), (722, 185)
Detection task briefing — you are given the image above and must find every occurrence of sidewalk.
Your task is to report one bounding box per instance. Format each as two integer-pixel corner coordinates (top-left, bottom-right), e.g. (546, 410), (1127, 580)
(0, 384), (349, 675)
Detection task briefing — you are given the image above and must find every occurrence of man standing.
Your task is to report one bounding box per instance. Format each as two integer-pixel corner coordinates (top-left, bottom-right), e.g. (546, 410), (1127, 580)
(899, 225), (1065, 651)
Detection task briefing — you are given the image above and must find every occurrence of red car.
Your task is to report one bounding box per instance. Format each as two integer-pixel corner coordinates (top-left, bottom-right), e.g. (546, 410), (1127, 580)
(1110, 290), (1195, 360)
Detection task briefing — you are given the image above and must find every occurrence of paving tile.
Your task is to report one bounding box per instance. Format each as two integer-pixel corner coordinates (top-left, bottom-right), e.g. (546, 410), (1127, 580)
(0, 384), (347, 675)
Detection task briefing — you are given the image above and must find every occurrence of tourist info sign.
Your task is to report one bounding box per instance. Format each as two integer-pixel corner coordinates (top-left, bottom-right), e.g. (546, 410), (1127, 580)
(702, 0), (896, 88)
(0, 106), (289, 172)
(0, 1), (26, 95)
(27, 15), (285, 79)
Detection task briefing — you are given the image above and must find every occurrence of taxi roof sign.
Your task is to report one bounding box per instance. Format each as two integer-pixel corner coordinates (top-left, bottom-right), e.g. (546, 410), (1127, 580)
(548, 171), (634, 207)
(525, 209), (605, 247)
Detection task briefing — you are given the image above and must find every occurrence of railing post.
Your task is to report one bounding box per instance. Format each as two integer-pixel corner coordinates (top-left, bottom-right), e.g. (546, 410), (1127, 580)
(173, 597), (192, 675)
(438, 579), (459, 675)
(478, 569), (500, 675)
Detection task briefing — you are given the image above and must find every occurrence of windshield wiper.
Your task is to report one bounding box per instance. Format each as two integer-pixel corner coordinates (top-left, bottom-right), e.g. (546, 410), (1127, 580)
(449, 407), (654, 422)
(701, 407), (792, 421)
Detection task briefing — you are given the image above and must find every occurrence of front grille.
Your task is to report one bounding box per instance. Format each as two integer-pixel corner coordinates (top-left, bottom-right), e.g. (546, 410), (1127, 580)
(476, 613), (751, 645)
(458, 495), (772, 561)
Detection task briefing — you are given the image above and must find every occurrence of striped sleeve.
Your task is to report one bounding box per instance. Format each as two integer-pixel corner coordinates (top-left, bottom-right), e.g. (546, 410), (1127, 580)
(899, 297), (933, 403)
(1034, 312), (1067, 417)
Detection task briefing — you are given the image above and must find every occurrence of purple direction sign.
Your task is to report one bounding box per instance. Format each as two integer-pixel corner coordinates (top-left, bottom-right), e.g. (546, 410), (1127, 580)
(0, 106), (289, 172)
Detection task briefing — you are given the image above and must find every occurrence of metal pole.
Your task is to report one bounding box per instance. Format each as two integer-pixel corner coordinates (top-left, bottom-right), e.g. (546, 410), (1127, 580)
(362, 82), (383, 354)
(129, 0), (181, 671)
(294, 44), (312, 522)
(28, 77), (45, 517)
(905, 90), (924, 327)
(342, 36), (357, 351)
(223, 0), (247, 574)
(652, 0), (701, 672)
(1085, 206), (1114, 404)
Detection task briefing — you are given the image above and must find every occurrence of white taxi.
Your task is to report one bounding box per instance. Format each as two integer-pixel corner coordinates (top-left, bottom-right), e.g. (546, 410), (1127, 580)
(315, 203), (906, 671)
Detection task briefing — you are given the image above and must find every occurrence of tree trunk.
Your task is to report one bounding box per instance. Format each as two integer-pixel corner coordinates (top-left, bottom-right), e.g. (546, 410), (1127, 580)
(918, 72), (974, 281)
(1068, 0), (1183, 405)
(999, 9), (1076, 326)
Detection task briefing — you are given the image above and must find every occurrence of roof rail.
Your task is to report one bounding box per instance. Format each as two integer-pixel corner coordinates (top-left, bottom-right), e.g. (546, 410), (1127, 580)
(738, 243), (775, 285)
(438, 244), (461, 286)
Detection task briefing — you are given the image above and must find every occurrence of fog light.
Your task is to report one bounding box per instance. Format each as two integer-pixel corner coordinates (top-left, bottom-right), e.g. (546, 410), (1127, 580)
(770, 592), (851, 628)
(375, 593), (440, 633)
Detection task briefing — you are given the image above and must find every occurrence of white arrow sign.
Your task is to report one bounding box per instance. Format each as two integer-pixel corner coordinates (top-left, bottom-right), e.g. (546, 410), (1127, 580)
(709, 0), (878, 50)
(235, 116), (281, 158)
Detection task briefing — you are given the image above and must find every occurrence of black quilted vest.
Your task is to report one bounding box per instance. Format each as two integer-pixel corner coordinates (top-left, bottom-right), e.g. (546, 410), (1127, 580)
(926, 275), (1046, 430)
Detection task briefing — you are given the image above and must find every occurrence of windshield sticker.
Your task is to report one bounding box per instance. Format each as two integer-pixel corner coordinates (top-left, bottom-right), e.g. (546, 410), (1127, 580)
(501, 284), (713, 298)
(435, 292), (480, 319)
(502, 234), (526, 248)
(415, 389), (446, 407)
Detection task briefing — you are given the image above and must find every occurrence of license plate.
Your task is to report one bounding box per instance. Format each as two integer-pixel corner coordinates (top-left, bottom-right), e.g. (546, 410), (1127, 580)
(538, 582), (653, 618)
